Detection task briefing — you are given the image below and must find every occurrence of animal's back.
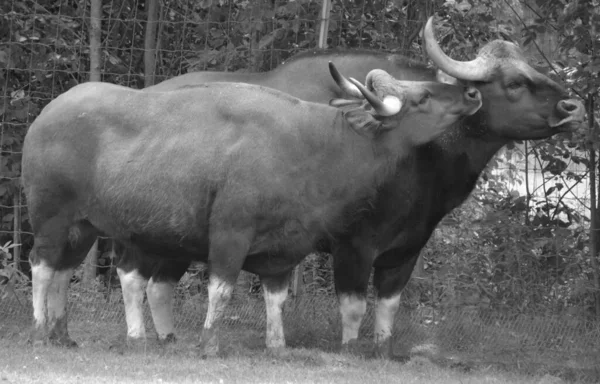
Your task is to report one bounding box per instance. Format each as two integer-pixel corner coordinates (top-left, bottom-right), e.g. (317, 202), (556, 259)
(148, 50), (434, 102)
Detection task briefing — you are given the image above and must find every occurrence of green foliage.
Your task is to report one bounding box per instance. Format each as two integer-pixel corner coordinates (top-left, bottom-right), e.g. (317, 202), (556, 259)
(0, 240), (28, 305)
(1, 0), (599, 316)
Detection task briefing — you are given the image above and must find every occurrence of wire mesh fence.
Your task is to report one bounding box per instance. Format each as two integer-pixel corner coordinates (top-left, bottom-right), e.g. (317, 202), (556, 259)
(1, 0), (600, 380)
(2, 276), (600, 380)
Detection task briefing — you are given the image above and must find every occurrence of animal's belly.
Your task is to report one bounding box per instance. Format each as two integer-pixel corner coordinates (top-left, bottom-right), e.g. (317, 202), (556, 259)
(126, 232), (209, 262)
(371, 224), (433, 268)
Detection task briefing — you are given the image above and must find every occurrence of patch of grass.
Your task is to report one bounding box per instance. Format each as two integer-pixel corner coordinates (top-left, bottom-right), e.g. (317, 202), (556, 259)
(2, 293), (599, 383)
(0, 321), (592, 384)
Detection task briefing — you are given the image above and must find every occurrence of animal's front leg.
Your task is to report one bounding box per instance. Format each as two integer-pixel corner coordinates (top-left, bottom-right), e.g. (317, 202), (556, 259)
(332, 241), (374, 351)
(117, 267), (148, 341)
(47, 267), (77, 347)
(261, 271), (292, 351)
(147, 260), (189, 343)
(31, 260), (55, 345)
(198, 228), (252, 358)
(372, 250), (419, 359)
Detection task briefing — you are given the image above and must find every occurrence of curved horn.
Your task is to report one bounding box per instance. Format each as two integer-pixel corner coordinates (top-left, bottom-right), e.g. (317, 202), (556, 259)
(328, 62), (364, 99)
(329, 98), (364, 108)
(348, 77), (402, 117)
(423, 16), (491, 81)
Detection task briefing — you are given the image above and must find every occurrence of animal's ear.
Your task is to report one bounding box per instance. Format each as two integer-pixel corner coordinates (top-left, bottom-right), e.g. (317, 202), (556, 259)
(329, 98), (364, 108)
(436, 69), (459, 85)
(342, 108), (387, 139)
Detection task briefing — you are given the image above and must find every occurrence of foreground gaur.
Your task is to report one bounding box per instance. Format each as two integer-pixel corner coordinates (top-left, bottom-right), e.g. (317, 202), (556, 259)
(114, 16), (586, 356)
(23, 66), (483, 355)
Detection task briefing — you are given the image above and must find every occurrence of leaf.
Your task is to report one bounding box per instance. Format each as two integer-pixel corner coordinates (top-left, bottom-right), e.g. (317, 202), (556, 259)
(292, 17), (300, 34)
(2, 214), (13, 223)
(10, 90), (25, 101)
(258, 33), (275, 50)
(199, 0), (212, 9)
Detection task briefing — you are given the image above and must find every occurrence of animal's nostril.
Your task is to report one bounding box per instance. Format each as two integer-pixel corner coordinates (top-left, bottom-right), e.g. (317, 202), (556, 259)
(466, 88), (480, 100)
(560, 101), (578, 112)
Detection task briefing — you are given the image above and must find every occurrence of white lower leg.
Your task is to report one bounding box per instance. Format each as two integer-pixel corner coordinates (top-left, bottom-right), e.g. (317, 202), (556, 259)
(146, 278), (176, 340)
(262, 283), (288, 349)
(117, 268), (147, 339)
(47, 268), (73, 326)
(204, 275), (234, 330)
(373, 293), (401, 345)
(31, 263), (55, 330)
(339, 294), (367, 344)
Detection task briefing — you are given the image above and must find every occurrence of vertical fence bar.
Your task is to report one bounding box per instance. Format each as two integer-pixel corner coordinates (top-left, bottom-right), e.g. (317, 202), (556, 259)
(82, 0), (103, 287)
(318, 0), (331, 49)
(12, 193), (21, 270)
(144, 0), (159, 87)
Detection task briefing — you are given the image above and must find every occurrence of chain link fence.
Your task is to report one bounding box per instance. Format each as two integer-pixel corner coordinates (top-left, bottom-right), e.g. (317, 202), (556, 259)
(1, 0), (599, 381)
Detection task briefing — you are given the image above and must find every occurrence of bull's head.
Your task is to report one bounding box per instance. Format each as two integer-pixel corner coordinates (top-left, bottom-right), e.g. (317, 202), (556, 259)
(422, 16), (585, 140)
(328, 62), (483, 146)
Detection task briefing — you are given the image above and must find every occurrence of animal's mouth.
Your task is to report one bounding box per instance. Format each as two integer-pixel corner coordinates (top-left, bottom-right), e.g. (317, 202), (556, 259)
(549, 115), (584, 132)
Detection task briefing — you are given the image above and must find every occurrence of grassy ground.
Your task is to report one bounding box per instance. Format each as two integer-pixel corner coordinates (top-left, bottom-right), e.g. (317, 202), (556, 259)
(0, 320), (594, 384)
(1, 291), (599, 383)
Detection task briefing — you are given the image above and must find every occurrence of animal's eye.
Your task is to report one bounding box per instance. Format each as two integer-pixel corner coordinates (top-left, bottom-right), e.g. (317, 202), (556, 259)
(507, 81), (523, 90)
(419, 92), (431, 104)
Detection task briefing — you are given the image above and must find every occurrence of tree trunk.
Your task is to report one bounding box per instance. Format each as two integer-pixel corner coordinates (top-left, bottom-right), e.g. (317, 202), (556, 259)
(89, 0), (102, 82)
(82, 0), (103, 287)
(144, 0), (159, 87)
(317, 0), (331, 49)
(588, 94), (600, 318)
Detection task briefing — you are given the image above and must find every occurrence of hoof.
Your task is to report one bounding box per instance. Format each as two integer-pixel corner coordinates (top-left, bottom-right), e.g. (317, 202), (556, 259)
(29, 327), (47, 347)
(390, 354), (410, 363)
(49, 336), (78, 348)
(157, 333), (177, 345)
(340, 338), (357, 352)
(108, 337), (127, 354)
(108, 336), (148, 353)
(372, 338), (394, 359)
(197, 327), (220, 358)
(340, 339), (369, 356)
(195, 340), (220, 359)
(27, 337), (48, 348)
(265, 346), (288, 358)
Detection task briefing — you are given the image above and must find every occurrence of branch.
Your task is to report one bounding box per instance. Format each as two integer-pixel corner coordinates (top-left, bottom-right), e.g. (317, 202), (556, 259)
(531, 146), (551, 216)
(518, 1), (559, 32)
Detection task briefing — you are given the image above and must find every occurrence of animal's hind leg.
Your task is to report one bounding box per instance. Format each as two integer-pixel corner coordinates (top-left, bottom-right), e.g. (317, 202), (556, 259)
(29, 217), (99, 347)
(261, 271), (292, 351)
(115, 244), (149, 343)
